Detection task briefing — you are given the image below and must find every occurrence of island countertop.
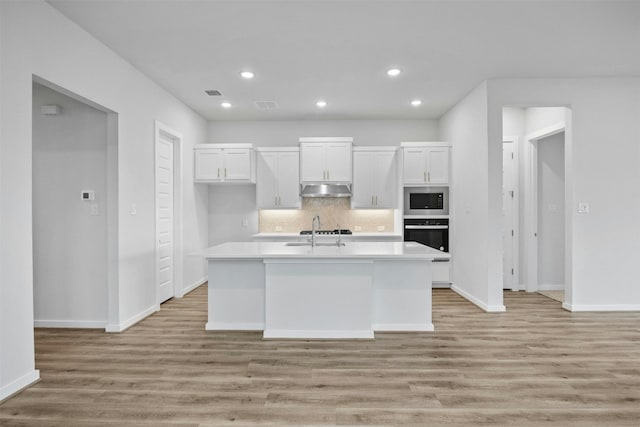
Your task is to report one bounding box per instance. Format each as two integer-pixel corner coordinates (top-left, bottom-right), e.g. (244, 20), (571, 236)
(203, 241), (450, 261)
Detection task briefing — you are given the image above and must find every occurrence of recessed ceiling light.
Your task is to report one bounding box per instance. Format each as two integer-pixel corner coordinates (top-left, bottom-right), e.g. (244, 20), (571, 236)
(240, 71), (254, 79)
(316, 100), (327, 108)
(386, 68), (401, 77)
(221, 102), (232, 108)
(411, 99), (422, 107)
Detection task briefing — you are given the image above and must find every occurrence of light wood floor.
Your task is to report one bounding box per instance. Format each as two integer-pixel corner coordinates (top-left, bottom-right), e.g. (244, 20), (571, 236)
(2, 286), (640, 426)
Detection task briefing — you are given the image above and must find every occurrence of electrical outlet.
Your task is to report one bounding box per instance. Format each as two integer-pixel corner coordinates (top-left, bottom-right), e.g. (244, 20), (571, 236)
(577, 202), (590, 214)
(377, 225), (385, 232)
(130, 203), (137, 215)
(275, 225), (283, 232)
(242, 219), (249, 227)
(90, 203), (99, 216)
(354, 225), (362, 232)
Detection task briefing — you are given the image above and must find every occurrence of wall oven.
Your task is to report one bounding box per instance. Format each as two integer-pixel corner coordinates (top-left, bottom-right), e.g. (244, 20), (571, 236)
(403, 187), (449, 216)
(404, 218), (449, 252)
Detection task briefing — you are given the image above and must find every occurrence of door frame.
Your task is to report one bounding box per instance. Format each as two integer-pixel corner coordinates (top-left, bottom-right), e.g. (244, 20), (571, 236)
(154, 121), (183, 307)
(523, 121), (565, 293)
(502, 136), (520, 290)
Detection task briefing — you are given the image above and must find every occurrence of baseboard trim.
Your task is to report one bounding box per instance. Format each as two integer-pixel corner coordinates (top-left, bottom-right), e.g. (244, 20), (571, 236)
(562, 303), (640, 312)
(178, 277), (206, 298)
(432, 283), (452, 289)
(0, 370), (40, 402)
(205, 322), (264, 331)
(34, 320), (106, 329)
(451, 285), (506, 312)
(263, 329), (374, 339)
(373, 323), (434, 332)
(538, 283), (565, 291)
(105, 305), (158, 333)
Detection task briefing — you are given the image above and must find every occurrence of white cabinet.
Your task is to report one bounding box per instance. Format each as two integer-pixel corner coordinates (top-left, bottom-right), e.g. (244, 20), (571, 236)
(194, 144), (255, 183)
(352, 147), (397, 208)
(256, 148), (300, 209)
(299, 138), (352, 183)
(402, 143), (450, 185)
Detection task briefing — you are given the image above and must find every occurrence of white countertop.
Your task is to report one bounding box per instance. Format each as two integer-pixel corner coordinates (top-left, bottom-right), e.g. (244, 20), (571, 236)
(203, 241), (450, 261)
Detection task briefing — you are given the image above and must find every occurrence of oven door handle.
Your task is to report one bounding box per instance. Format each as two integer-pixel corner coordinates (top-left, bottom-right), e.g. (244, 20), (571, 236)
(404, 225), (449, 230)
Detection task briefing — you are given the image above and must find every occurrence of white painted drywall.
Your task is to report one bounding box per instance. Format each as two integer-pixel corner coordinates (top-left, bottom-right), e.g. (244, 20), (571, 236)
(537, 132), (565, 288)
(32, 83), (108, 326)
(207, 185), (259, 246)
(439, 82), (504, 311)
(488, 78), (640, 310)
(208, 119), (438, 146)
(0, 1), (207, 399)
(525, 107), (567, 135)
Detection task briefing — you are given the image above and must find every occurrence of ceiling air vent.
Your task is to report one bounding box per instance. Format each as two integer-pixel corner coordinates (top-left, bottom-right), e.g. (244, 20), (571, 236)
(205, 89), (222, 96)
(254, 100), (279, 110)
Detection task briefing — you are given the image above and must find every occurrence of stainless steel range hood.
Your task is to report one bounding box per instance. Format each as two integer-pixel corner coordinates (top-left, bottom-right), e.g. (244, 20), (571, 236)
(300, 183), (351, 198)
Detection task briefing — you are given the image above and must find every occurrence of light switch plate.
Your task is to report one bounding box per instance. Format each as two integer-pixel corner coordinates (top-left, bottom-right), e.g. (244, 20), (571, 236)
(577, 202), (590, 213)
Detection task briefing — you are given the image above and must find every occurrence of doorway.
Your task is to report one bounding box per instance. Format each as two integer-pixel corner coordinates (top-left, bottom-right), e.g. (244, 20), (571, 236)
(155, 121), (183, 305)
(32, 79), (118, 329)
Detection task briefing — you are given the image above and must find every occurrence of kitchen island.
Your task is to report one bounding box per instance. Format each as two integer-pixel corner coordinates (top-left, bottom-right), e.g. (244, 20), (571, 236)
(203, 241), (449, 339)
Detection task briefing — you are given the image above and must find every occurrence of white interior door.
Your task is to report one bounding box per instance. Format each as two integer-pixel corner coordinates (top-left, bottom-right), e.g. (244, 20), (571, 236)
(156, 136), (174, 303)
(503, 140), (517, 290)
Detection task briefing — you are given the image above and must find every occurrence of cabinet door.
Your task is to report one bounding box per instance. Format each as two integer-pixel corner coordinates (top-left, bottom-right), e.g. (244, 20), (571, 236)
(373, 151), (397, 208)
(403, 148), (427, 185)
(223, 148), (252, 181)
(256, 152), (278, 208)
(277, 151), (301, 208)
(325, 143), (352, 182)
(351, 151), (375, 208)
(195, 149), (223, 182)
(300, 143), (326, 182)
(426, 148), (449, 184)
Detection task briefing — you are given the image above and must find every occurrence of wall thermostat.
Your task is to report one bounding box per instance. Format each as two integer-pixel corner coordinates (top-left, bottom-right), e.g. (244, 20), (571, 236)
(81, 190), (95, 201)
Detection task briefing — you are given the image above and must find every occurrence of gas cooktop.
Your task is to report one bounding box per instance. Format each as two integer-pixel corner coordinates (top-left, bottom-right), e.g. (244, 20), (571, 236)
(300, 229), (352, 235)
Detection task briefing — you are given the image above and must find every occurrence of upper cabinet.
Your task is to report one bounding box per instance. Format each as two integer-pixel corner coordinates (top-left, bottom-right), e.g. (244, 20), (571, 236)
(299, 137), (352, 183)
(256, 148), (300, 209)
(194, 144), (255, 183)
(401, 142), (450, 185)
(352, 147), (397, 209)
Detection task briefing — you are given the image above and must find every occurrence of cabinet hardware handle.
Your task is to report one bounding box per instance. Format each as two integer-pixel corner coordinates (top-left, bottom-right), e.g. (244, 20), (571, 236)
(278, 196), (281, 205)
(371, 195), (374, 205)
(375, 195), (378, 205)
(224, 168), (227, 178)
(424, 171), (426, 182)
(217, 168), (220, 178)
(327, 170), (330, 180)
(428, 171), (431, 182)
(275, 196), (278, 205)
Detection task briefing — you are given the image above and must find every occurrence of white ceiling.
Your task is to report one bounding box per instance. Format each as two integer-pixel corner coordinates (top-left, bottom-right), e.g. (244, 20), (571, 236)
(48, 0), (640, 121)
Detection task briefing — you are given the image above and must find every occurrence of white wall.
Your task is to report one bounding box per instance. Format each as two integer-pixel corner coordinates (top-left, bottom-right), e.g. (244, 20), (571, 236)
(0, 1), (208, 400)
(208, 119), (439, 146)
(488, 78), (640, 311)
(537, 132), (565, 288)
(525, 107), (567, 135)
(438, 82), (504, 311)
(208, 185), (259, 246)
(32, 83), (108, 327)
(206, 119), (437, 244)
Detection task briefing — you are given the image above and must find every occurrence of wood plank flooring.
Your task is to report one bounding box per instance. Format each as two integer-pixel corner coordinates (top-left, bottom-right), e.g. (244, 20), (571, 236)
(2, 286), (640, 426)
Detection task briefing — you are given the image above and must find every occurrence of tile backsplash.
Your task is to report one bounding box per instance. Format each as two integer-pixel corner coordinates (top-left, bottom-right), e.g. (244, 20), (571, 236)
(259, 198), (395, 233)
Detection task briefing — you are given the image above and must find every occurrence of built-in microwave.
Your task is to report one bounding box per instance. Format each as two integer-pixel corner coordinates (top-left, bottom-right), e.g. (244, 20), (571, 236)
(403, 187), (449, 216)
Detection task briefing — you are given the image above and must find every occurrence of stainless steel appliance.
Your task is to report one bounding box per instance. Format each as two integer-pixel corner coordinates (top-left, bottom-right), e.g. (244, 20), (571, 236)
(404, 218), (449, 252)
(403, 187), (449, 216)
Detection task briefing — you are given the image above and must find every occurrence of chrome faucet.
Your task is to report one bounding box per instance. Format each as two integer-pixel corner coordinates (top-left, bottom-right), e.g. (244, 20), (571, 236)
(311, 215), (321, 247)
